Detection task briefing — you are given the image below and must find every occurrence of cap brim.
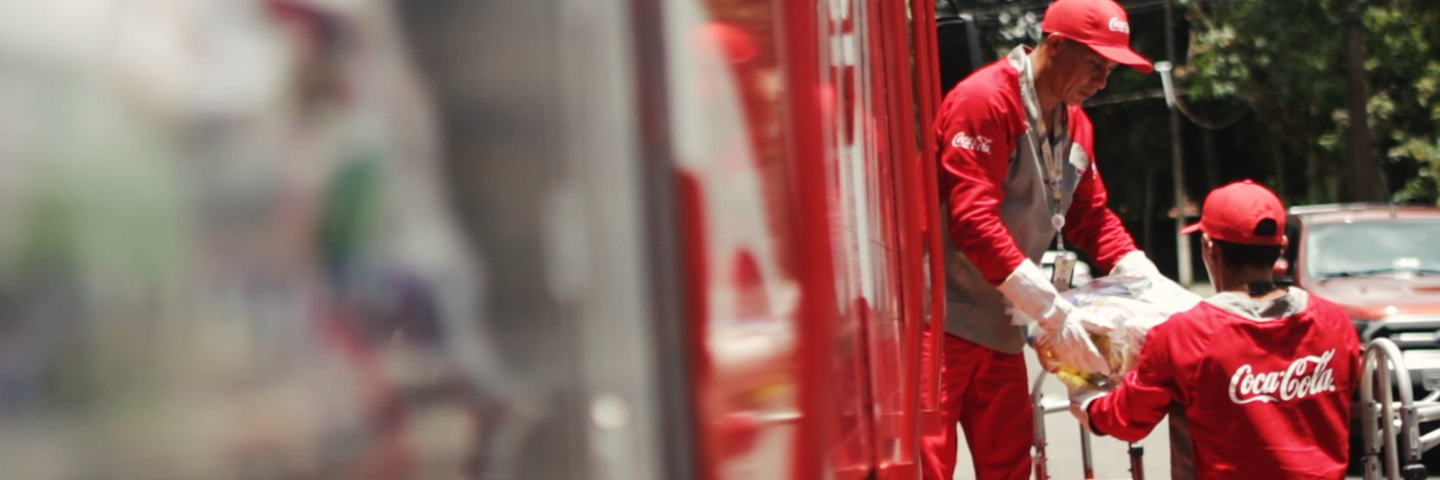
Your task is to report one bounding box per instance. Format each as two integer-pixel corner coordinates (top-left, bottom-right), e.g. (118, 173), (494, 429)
(1089, 44), (1154, 74)
(1180, 222), (1203, 235)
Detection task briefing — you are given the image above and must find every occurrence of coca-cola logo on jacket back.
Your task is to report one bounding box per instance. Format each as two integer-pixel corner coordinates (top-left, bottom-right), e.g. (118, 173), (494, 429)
(1228, 349), (1338, 404)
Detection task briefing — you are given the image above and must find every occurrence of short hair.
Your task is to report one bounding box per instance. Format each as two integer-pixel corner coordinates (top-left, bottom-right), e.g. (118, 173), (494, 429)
(1212, 238), (1282, 269)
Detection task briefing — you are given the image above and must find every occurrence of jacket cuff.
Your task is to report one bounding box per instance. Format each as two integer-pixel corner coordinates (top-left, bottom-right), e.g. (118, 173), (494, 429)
(1111, 250), (1158, 277)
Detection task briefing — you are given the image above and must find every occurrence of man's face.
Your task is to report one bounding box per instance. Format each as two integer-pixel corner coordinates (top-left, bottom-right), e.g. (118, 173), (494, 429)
(1050, 39), (1117, 105)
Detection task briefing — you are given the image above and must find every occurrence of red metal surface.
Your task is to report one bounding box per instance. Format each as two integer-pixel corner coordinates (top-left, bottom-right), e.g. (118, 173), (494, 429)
(669, 0), (943, 477)
(816, 0), (883, 476)
(912, 0), (949, 429)
(780, 0), (840, 478)
(878, 459), (922, 479)
(857, 0), (911, 474)
(670, 2), (813, 478)
(877, 0), (925, 473)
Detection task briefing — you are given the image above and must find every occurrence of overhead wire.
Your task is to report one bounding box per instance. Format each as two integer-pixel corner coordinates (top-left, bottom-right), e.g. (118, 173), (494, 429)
(950, 0), (1252, 129)
(1171, 94), (1250, 129)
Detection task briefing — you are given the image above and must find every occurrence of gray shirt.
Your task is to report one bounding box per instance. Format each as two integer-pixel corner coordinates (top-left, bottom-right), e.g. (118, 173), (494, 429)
(940, 46), (1092, 353)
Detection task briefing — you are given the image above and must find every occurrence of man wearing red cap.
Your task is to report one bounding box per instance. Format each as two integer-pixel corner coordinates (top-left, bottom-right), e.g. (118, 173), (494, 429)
(927, 0), (1163, 478)
(1072, 180), (1362, 480)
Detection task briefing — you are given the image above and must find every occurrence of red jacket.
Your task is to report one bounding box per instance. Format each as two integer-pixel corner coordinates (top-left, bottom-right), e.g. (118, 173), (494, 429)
(935, 46), (1136, 351)
(1087, 290), (1361, 480)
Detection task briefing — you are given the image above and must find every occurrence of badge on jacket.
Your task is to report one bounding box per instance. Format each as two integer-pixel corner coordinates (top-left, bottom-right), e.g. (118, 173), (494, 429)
(1050, 251), (1077, 291)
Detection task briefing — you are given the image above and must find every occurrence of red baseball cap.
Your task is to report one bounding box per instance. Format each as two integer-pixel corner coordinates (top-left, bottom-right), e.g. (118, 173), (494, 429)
(1042, 0), (1154, 74)
(1181, 180), (1287, 246)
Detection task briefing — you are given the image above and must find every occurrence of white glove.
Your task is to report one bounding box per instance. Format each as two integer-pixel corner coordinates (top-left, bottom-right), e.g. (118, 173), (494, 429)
(1110, 250), (1164, 278)
(1111, 251), (1201, 313)
(999, 260), (1112, 376)
(1068, 387), (1108, 435)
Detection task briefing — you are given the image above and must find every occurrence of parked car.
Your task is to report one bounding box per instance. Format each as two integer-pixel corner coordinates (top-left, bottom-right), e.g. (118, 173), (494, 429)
(1282, 203), (1440, 392)
(1279, 203), (1440, 469)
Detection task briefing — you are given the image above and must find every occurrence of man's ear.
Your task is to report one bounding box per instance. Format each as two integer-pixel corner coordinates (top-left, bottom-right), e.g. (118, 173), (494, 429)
(1279, 235), (1289, 256)
(1043, 34), (1067, 53)
(1201, 234), (1219, 263)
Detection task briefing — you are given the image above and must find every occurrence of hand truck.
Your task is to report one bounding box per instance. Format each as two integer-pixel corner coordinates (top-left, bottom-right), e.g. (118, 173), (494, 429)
(1030, 371), (1145, 480)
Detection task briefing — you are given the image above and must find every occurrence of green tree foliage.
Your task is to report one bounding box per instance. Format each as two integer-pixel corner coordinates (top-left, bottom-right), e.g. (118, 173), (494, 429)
(1183, 0), (1440, 205)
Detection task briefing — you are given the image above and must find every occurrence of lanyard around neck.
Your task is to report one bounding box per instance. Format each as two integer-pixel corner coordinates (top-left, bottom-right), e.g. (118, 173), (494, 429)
(1016, 49), (1070, 251)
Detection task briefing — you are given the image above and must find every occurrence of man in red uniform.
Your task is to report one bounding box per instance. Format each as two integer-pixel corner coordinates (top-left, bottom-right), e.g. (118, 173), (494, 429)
(926, 0), (1161, 478)
(1074, 180), (1362, 480)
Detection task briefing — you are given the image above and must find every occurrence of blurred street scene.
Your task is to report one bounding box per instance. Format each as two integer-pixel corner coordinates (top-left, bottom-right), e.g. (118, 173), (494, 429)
(0, 1), (507, 478)
(2, 0), (1439, 479)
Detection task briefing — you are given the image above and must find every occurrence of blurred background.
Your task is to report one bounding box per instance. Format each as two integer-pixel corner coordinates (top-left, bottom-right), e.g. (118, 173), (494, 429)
(0, 0), (1437, 479)
(0, 1), (510, 478)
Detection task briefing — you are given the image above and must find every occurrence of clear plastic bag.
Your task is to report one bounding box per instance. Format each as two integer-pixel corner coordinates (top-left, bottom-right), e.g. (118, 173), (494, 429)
(1041, 274), (1201, 388)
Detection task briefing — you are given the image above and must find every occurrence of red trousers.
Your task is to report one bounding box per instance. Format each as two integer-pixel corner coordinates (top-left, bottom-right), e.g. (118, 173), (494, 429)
(921, 330), (1033, 480)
